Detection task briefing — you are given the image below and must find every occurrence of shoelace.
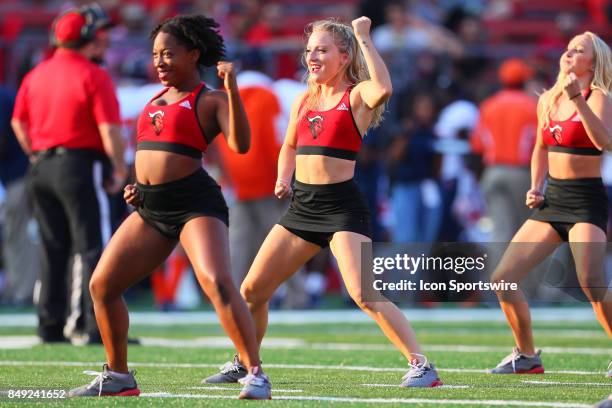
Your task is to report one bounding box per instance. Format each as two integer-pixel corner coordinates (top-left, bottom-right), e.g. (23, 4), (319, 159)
(497, 348), (522, 373)
(402, 353), (429, 380)
(83, 369), (111, 396)
(238, 373), (268, 387)
(219, 358), (242, 375)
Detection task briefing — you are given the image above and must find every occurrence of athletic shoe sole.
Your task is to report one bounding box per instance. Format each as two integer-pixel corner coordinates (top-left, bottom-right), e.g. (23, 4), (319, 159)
(238, 392), (272, 400)
(103, 388), (141, 397)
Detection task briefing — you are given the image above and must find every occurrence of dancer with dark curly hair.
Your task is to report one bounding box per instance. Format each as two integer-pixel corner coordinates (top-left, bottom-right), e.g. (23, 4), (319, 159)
(68, 15), (271, 399)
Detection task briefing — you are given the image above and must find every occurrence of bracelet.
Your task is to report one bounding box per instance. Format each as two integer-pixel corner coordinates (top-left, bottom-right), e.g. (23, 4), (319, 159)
(569, 92), (581, 100)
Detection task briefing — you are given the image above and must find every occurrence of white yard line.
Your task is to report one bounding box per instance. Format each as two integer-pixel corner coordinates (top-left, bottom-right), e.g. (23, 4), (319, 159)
(0, 307), (598, 326)
(187, 386), (303, 393)
(522, 380), (612, 387)
(0, 360), (604, 376)
(139, 392), (591, 407)
(362, 383), (470, 389)
(1, 334), (609, 356)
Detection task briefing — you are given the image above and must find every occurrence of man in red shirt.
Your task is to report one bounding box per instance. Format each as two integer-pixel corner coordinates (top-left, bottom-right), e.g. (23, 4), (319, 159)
(11, 4), (127, 345)
(471, 58), (537, 242)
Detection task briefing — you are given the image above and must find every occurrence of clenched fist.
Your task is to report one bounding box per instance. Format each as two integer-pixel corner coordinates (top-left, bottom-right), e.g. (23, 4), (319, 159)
(275, 179), (292, 199)
(525, 188), (544, 209)
(351, 16), (372, 38)
(217, 61), (237, 91)
(563, 72), (582, 101)
(124, 183), (142, 208)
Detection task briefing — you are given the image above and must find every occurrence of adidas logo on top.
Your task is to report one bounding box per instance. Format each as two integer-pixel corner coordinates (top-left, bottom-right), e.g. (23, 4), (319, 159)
(336, 102), (349, 111)
(179, 100), (192, 109)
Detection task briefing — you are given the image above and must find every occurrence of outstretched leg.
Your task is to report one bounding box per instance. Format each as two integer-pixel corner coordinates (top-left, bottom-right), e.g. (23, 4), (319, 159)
(569, 223), (612, 336)
(329, 231), (421, 360)
(329, 231), (442, 387)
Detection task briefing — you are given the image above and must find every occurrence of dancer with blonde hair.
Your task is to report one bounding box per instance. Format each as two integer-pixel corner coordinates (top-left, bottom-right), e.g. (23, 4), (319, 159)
(204, 17), (442, 388)
(489, 32), (612, 375)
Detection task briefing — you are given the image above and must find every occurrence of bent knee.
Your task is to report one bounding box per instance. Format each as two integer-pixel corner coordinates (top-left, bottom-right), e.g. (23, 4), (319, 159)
(350, 292), (378, 313)
(89, 274), (115, 302)
(240, 282), (270, 307)
(199, 273), (236, 305)
(579, 281), (606, 302)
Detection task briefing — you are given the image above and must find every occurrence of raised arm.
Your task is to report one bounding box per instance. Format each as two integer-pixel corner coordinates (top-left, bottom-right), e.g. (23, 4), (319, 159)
(565, 73), (612, 150)
(216, 61), (250, 154)
(351, 16), (392, 110)
(526, 95), (549, 209)
(274, 93), (304, 199)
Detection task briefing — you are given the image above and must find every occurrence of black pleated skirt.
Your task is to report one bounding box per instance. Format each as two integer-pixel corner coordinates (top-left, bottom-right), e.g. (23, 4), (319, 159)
(530, 175), (608, 234)
(279, 179), (372, 239)
(137, 168), (228, 240)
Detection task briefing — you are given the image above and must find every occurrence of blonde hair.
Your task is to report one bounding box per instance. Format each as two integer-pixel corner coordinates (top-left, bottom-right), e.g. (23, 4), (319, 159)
(539, 31), (612, 128)
(298, 18), (385, 128)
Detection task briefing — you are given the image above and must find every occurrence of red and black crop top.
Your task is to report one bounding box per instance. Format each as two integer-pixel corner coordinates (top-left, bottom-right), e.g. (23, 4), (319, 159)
(543, 89), (602, 156)
(136, 82), (212, 159)
(296, 88), (362, 161)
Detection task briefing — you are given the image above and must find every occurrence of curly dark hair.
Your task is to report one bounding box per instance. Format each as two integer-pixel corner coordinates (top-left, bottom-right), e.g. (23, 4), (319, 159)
(150, 15), (225, 68)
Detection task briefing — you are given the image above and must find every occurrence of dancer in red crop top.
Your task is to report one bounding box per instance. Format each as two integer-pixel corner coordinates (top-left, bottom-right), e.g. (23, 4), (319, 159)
(204, 17), (442, 388)
(70, 15), (271, 399)
(489, 32), (612, 376)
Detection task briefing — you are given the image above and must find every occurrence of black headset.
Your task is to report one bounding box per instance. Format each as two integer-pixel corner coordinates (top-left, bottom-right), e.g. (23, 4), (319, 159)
(49, 3), (111, 48)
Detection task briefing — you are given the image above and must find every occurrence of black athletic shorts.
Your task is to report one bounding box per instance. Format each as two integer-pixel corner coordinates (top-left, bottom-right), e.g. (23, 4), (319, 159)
(137, 168), (228, 240)
(279, 179), (372, 247)
(530, 175), (608, 241)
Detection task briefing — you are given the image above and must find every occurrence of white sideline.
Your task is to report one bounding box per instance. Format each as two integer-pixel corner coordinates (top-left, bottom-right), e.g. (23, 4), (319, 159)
(187, 386), (303, 393)
(139, 392), (592, 407)
(1, 335), (610, 356)
(0, 360), (604, 376)
(522, 380), (612, 387)
(0, 307), (599, 326)
(362, 383), (471, 389)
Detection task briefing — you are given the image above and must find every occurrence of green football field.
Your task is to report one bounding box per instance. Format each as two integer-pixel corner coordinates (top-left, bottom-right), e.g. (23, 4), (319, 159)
(0, 310), (610, 407)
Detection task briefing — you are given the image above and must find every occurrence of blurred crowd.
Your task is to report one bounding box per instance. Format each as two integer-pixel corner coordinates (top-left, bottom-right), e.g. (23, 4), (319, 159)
(0, 0), (611, 310)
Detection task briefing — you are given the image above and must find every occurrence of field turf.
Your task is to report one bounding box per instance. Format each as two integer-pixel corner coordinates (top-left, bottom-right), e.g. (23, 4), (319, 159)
(0, 312), (609, 407)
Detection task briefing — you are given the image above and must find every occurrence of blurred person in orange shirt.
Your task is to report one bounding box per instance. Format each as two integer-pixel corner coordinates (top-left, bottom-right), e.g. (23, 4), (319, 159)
(471, 58), (538, 242)
(216, 51), (289, 286)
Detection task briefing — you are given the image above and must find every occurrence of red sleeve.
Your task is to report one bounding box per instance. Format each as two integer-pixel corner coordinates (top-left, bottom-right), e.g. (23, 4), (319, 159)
(90, 69), (120, 125)
(12, 74), (31, 122)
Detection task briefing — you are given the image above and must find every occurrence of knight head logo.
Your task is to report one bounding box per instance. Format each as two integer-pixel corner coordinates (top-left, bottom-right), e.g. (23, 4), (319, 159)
(148, 110), (165, 135)
(549, 124), (562, 144)
(307, 115), (324, 139)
